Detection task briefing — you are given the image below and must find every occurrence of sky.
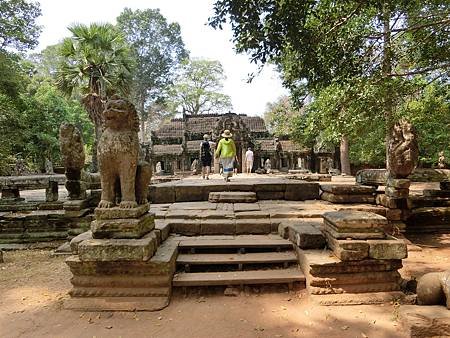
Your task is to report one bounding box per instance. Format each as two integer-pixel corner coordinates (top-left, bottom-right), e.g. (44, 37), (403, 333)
(34, 0), (288, 116)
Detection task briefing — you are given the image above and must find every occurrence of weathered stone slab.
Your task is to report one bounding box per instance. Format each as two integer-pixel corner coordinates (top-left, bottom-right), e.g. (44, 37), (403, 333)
(324, 221), (385, 240)
(284, 182), (320, 200)
(368, 238), (407, 259)
(200, 219), (235, 235)
(168, 219), (200, 235)
(63, 199), (89, 211)
(320, 184), (376, 195)
(355, 169), (387, 186)
(209, 191), (257, 203)
(257, 191), (285, 200)
(296, 248), (402, 275)
(376, 194), (408, 209)
(286, 222), (326, 249)
(235, 219), (271, 234)
(149, 185), (175, 204)
(321, 192), (375, 204)
(94, 204), (149, 220)
(406, 207), (450, 227)
(234, 211), (270, 219)
(385, 186), (409, 198)
(323, 210), (388, 229)
(423, 189), (450, 198)
(386, 177), (411, 189)
(70, 230), (92, 254)
(165, 209), (201, 219)
(91, 213), (155, 239)
(357, 168), (450, 184)
(154, 220), (170, 242)
(78, 232), (156, 262)
(325, 232), (369, 261)
(233, 203), (260, 212)
(175, 185), (204, 202)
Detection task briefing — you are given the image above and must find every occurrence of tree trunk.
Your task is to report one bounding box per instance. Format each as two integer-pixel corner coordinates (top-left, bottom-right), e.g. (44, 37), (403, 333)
(340, 135), (351, 175)
(382, 2), (393, 170)
(140, 100), (146, 142)
(91, 124), (100, 172)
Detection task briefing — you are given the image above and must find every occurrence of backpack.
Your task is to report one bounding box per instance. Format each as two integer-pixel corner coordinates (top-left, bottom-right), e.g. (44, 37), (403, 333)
(201, 141), (211, 158)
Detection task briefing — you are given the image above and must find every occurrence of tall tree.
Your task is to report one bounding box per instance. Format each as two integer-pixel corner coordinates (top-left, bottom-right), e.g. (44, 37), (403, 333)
(0, 0), (41, 52)
(264, 96), (299, 136)
(209, 0), (450, 168)
(168, 59), (232, 115)
(117, 8), (188, 141)
(56, 23), (133, 171)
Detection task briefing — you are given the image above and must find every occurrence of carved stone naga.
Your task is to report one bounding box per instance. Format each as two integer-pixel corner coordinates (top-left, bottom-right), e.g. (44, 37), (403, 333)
(387, 119), (419, 179)
(97, 96), (152, 208)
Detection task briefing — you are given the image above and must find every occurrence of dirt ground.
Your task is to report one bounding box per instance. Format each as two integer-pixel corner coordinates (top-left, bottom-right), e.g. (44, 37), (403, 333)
(1, 233), (449, 338)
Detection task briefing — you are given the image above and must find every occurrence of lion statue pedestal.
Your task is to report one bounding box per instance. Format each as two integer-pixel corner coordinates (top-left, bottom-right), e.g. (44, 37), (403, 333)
(65, 97), (173, 311)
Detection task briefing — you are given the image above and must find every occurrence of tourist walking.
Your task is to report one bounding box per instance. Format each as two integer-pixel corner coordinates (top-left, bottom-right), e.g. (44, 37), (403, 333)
(199, 134), (213, 180)
(245, 147), (254, 174)
(215, 129), (236, 182)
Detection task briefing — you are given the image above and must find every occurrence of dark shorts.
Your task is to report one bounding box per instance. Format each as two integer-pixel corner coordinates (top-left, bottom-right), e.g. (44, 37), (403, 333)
(201, 157), (212, 167)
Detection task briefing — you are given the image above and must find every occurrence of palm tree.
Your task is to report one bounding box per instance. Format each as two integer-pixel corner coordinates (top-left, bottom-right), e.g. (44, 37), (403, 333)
(56, 23), (133, 171)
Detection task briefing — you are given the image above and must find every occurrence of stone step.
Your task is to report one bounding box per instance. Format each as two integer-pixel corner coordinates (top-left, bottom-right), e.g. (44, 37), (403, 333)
(177, 252), (297, 265)
(178, 235), (292, 250)
(173, 268), (305, 287)
(209, 191), (257, 203)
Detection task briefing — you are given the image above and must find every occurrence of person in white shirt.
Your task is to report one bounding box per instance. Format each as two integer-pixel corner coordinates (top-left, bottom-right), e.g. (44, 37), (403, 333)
(245, 147), (254, 174)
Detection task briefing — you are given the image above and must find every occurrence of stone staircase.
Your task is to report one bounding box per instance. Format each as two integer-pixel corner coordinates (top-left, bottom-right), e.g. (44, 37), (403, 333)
(172, 235), (305, 290)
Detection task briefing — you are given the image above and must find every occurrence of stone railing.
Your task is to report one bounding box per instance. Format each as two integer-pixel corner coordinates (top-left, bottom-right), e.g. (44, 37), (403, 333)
(356, 168), (450, 186)
(0, 174), (66, 202)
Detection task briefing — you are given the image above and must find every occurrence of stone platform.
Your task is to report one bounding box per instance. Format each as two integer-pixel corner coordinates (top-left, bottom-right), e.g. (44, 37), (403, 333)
(149, 178), (320, 203)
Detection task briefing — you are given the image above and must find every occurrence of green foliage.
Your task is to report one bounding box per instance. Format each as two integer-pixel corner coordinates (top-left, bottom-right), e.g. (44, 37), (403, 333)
(56, 23), (133, 101)
(398, 81), (450, 166)
(0, 0), (41, 52)
(117, 7), (188, 128)
(167, 59), (232, 115)
(264, 96), (299, 136)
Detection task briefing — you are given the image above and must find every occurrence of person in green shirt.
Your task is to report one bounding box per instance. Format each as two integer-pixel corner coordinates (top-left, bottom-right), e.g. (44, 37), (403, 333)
(215, 129), (236, 182)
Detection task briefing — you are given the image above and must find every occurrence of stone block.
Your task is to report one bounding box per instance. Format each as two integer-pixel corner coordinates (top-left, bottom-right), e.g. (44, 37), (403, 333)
(78, 232), (156, 262)
(386, 178), (411, 189)
(386, 208), (402, 221)
(70, 230), (92, 254)
(257, 191), (285, 200)
(325, 233), (369, 261)
(253, 182), (286, 192)
(155, 220), (170, 242)
(63, 199), (89, 211)
(288, 223), (326, 249)
(235, 219), (271, 234)
(94, 204), (149, 220)
(423, 189), (450, 198)
(323, 210), (388, 229)
(320, 184), (376, 195)
(208, 191), (257, 203)
(149, 185), (175, 204)
(355, 169), (387, 186)
(321, 192), (375, 204)
(324, 220), (385, 240)
(91, 213), (155, 239)
(235, 211), (270, 219)
(367, 238), (407, 260)
(284, 182), (320, 200)
(385, 186), (409, 198)
(233, 203), (260, 212)
(168, 219), (200, 235)
(200, 219), (235, 235)
(175, 185), (204, 202)
(376, 194), (408, 209)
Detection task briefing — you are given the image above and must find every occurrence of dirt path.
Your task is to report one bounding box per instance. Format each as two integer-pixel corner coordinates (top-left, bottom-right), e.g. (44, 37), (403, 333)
(0, 250), (412, 338)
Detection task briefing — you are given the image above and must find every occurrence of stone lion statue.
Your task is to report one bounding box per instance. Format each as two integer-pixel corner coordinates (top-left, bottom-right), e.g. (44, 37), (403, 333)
(59, 123), (85, 176)
(417, 270), (450, 309)
(388, 119), (419, 179)
(97, 96), (152, 209)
